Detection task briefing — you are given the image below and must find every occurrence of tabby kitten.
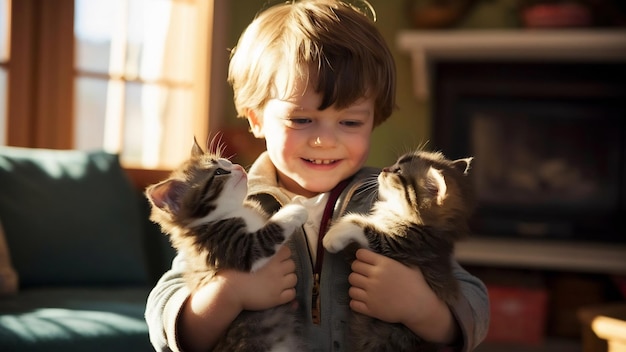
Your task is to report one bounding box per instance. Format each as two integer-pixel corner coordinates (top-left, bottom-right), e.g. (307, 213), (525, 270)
(323, 150), (474, 352)
(145, 139), (309, 352)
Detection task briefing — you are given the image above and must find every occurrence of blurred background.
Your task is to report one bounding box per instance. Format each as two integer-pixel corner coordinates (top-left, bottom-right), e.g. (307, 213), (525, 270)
(1, 1), (625, 351)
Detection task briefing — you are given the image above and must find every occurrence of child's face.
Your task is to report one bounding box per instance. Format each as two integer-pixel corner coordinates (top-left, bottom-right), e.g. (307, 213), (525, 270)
(248, 80), (374, 197)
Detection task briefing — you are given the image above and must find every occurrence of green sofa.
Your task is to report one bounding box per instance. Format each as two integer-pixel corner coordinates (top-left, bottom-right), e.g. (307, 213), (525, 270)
(0, 146), (175, 352)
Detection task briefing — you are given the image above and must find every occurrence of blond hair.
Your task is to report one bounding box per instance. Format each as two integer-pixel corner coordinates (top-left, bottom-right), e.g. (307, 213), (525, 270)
(228, 0), (396, 127)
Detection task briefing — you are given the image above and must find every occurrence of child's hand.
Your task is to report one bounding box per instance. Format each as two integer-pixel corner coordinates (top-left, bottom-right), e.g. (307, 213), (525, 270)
(220, 245), (297, 311)
(178, 246), (297, 351)
(348, 248), (426, 323)
(348, 248), (458, 344)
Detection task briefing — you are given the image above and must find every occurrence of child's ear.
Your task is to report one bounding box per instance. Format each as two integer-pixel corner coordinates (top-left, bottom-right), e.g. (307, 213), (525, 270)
(245, 108), (265, 138)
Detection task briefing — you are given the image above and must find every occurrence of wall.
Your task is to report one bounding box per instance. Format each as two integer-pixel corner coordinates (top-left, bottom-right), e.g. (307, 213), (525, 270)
(367, 0), (432, 167)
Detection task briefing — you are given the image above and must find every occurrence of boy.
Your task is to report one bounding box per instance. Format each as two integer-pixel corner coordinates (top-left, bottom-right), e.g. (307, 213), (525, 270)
(145, 1), (489, 351)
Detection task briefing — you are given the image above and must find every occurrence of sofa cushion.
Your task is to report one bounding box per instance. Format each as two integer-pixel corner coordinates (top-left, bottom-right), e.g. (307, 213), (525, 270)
(0, 287), (153, 352)
(0, 147), (149, 287)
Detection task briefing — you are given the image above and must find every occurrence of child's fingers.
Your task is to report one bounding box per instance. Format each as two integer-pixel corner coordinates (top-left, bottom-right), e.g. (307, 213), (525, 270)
(354, 247), (378, 264)
(349, 299), (368, 315)
(350, 259), (373, 278)
(283, 271), (297, 288)
(348, 285), (368, 303)
(279, 287), (297, 303)
(274, 245), (292, 261)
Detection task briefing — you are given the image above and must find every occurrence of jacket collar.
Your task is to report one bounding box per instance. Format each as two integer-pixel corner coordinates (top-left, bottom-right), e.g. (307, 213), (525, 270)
(246, 151), (380, 215)
(247, 152), (293, 206)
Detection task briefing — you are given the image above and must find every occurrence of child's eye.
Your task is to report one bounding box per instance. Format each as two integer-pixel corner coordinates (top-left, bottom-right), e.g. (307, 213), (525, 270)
(284, 118), (312, 129)
(341, 120), (365, 128)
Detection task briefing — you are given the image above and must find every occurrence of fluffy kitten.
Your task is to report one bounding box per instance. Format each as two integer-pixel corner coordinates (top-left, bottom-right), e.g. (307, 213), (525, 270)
(323, 150), (474, 352)
(145, 139), (309, 352)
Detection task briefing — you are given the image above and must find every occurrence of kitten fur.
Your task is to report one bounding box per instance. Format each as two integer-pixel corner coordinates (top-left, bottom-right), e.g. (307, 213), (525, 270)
(145, 138), (309, 352)
(323, 150), (474, 352)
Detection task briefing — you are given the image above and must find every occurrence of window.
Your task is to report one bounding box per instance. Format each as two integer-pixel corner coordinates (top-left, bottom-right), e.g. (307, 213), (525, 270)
(2, 0), (214, 170)
(74, 0), (212, 168)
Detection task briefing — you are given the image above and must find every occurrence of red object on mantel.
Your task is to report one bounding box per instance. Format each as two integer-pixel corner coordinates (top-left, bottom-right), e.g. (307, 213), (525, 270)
(522, 3), (592, 28)
(485, 285), (549, 345)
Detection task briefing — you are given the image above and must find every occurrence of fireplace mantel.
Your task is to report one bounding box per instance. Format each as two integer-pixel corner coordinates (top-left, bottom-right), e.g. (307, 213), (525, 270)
(397, 30), (626, 100)
(455, 237), (626, 275)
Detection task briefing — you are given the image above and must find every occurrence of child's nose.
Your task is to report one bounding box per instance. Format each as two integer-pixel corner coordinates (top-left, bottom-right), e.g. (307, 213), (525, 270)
(310, 129), (337, 147)
(310, 135), (337, 147)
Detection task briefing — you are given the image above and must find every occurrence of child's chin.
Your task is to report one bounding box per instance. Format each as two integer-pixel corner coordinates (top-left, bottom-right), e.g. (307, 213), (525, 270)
(302, 181), (338, 194)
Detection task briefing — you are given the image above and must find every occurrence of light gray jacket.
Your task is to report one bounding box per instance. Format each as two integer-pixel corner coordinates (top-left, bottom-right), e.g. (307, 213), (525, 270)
(145, 152), (490, 351)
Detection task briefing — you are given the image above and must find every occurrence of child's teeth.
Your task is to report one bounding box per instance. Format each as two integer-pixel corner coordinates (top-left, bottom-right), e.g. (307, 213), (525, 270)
(311, 159), (334, 165)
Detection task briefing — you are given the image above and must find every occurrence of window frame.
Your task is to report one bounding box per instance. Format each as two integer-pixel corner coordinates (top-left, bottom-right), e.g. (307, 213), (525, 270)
(4, 0), (222, 173)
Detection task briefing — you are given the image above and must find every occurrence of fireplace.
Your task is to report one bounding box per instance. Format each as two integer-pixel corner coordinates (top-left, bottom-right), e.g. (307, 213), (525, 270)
(433, 61), (626, 243)
(397, 30), (626, 252)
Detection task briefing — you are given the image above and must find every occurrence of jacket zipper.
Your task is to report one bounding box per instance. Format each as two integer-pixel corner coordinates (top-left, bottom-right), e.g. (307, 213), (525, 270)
(311, 273), (321, 325)
(310, 179), (350, 325)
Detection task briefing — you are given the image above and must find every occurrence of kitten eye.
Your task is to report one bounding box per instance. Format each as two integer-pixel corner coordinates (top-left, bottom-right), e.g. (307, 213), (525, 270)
(214, 168), (230, 175)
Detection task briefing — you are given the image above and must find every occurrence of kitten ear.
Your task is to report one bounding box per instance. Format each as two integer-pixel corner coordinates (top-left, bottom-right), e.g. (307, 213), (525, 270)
(426, 167), (448, 205)
(452, 157), (473, 175)
(192, 137), (204, 157)
(146, 179), (186, 213)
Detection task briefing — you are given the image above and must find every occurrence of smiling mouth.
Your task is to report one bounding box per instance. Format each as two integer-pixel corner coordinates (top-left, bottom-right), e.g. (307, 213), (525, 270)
(304, 158), (337, 165)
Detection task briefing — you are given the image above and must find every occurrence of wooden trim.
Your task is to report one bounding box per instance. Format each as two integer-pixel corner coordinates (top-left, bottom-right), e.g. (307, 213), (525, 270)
(75, 70), (194, 88)
(35, 0), (74, 149)
(207, 0), (229, 133)
(124, 168), (173, 191)
(456, 237), (626, 274)
(7, 0), (75, 149)
(191, 0), (213, 146)
(7, 0), (36, 147)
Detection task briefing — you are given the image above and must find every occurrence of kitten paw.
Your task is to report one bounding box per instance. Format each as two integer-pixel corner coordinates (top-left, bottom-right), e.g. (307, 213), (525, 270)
(272, 204), (308, 228)
(323, 221), (368, 253)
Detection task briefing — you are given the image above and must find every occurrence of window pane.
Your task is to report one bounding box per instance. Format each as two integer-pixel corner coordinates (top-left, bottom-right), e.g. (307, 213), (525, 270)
(121, 82), (194, 169)
(74, 77), (109, 150)
(135, 0), (198, 83)
(0, 0), (9, 62)
(74, 0), (123, 73)
(74, 77), (196, 168)
(75, 0), (197, 83)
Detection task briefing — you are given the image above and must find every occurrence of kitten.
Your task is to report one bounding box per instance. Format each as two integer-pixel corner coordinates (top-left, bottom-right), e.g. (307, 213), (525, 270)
(323, 150), (474, 352)
(145, 138), (309, 352)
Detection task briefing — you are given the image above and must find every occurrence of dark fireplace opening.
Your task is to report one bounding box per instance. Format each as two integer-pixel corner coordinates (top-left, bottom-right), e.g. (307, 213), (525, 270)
(432, 61), (626, 243)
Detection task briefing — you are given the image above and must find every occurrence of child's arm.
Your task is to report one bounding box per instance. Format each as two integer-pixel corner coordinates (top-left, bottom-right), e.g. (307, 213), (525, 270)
(145, 246), (297, 352)
(349, 249), (489, 351)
